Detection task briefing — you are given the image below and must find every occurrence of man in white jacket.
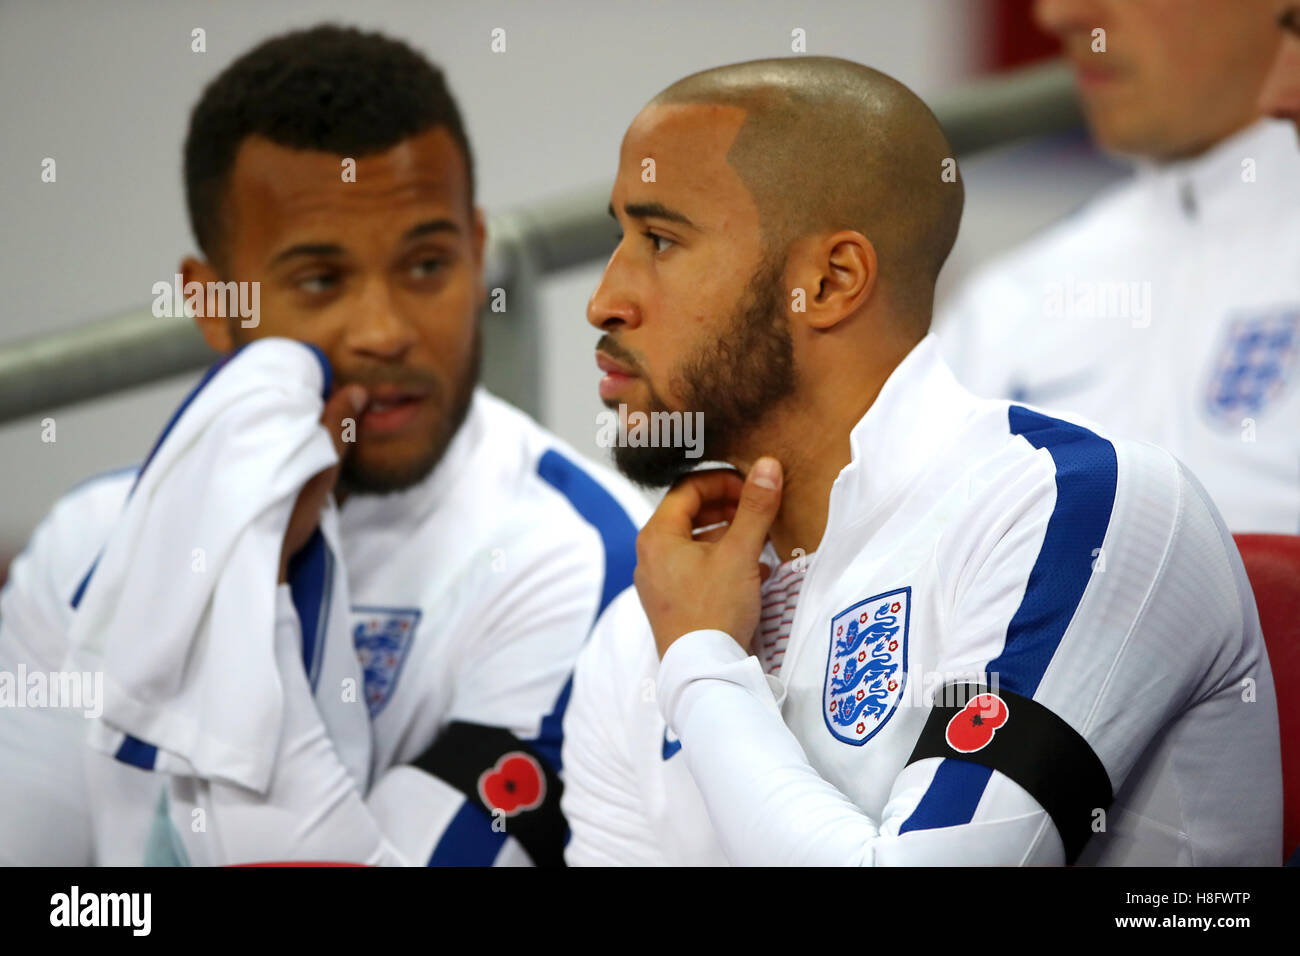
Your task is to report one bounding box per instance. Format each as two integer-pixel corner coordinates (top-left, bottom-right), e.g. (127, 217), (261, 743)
(937, 0), (1300, 533)
(0, 25), (648, 866)
(561, 56), (1282, 866)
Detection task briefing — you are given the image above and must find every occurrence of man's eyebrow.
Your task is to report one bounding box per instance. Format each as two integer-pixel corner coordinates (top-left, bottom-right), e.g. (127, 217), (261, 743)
(608, 201), (697, 229)
(268, 242), (345, 266)
(267, 219), (461, 266)
(402, 218), (462, 241)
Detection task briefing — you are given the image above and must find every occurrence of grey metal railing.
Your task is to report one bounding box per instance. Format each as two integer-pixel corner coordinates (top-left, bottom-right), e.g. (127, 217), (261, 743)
(0, 59), (1083, 424)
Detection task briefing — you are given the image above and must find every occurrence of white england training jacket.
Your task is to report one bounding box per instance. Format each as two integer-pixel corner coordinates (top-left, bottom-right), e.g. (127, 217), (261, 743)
(0, 383), (649, 866)
(562, 335), (1282, 866)
(937, 119), (1300, 534)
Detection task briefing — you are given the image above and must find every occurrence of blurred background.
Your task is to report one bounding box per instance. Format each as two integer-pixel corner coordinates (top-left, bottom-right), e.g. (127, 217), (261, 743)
(0, 0), (1125, 575)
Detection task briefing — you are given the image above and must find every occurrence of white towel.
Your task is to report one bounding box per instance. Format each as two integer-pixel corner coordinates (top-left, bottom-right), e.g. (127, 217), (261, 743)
(67, 337), (372, 795)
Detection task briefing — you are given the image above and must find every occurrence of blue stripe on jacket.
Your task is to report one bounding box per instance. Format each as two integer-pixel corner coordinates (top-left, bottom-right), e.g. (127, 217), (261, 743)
(901, 406), (1117, 839)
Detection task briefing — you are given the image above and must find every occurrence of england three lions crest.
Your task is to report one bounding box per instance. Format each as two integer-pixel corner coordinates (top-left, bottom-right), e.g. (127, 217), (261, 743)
(823, 587), (910, 745)
(1204, 308), (1299, 426)
(352, 606), (421, 717)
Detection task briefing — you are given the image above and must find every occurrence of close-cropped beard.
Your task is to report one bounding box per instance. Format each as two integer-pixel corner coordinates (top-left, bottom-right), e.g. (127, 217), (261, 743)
(608, 257), (795, 488)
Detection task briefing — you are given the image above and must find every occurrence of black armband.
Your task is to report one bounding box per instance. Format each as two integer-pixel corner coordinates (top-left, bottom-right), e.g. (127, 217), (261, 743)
(905, 682), (1113, 864)
(412, 721), (567, 867)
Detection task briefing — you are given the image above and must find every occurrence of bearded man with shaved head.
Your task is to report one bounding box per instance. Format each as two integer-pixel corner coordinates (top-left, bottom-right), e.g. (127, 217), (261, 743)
(562, 57), (1282, 866)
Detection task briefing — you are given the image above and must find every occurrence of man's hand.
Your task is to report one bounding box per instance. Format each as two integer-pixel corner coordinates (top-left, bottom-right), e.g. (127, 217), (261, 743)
(634, 457), (783, 658)
(278, 385), (367, 583)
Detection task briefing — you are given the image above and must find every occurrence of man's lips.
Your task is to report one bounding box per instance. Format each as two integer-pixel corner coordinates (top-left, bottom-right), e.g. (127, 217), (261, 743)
(353, 385), (432, 436)
(596, 351), (635, 377)
(596, 351), (638, 400)
(1066, 54), (1123, 91)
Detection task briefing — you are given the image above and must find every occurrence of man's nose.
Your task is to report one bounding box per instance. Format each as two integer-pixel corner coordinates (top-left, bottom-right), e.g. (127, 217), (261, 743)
(1034, 0), (1104, 39)
(1258, 37), (1300, 128)
(347, 277), (418, 360)
(586, 249), (642, 333)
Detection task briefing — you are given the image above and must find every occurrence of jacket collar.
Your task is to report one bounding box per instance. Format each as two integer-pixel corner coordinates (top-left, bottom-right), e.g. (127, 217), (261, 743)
(826, 334), (976, 535)
(1133, 118), (1300, 222)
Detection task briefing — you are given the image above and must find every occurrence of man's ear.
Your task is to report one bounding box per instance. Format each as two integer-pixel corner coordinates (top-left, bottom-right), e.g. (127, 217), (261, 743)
(786, 230), (877, 331)
(181, 256), (233, 353)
